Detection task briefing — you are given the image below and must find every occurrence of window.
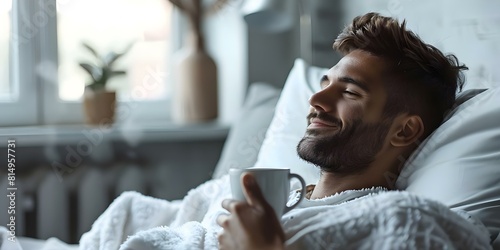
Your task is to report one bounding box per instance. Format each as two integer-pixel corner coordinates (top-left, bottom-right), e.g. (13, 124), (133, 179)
(57, 0), (171, 102)
(0, 0), (38, 126)
(1, 0), (173, 126)
(0, 0), (10, 100)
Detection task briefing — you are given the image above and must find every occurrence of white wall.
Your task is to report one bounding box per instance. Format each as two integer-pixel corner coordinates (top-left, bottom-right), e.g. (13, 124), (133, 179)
(339, 0), (500, 90)
(204, 6), (247, 123)
(245, 0), (500, 91)
(209, 0), (500, 105)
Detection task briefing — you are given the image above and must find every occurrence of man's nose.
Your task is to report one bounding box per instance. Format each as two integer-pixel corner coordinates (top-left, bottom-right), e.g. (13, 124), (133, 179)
(309, 87), (338, 113)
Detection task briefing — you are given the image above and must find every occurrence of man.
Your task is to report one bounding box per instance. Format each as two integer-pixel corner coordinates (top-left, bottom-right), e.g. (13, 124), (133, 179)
(3, 12), (488, 250)
(217, 12), (474, 249)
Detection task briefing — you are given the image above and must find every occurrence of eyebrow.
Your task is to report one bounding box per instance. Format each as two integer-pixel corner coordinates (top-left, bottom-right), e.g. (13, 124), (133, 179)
(338, 76), (370, 92)
(319, 75), (370, 92)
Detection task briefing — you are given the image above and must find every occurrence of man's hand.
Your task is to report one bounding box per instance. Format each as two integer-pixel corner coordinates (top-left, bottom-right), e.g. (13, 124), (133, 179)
(217, 173), (285, 250)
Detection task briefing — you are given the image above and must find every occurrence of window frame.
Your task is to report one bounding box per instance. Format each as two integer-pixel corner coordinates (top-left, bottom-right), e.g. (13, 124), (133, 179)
(0, 0), (39, 126)
(2, 0), (174, 127)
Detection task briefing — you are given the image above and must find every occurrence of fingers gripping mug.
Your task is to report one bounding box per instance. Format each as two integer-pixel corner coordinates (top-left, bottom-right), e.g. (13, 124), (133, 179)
(229, 168), (307, 218)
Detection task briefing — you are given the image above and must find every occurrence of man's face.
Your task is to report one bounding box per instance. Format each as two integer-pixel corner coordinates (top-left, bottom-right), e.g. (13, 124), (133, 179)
(297, 50), (391, 174)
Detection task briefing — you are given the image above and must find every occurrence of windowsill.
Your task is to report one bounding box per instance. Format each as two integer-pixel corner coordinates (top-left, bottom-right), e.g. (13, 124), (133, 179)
(0, 120), (231, 147)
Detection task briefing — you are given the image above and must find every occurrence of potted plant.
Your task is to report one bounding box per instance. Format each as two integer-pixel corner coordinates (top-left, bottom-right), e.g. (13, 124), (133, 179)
(79, 42), (133, 125)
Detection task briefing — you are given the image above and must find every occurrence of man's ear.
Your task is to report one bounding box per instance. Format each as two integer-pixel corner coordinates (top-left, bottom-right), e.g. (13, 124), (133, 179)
(390, 115), (424, 147)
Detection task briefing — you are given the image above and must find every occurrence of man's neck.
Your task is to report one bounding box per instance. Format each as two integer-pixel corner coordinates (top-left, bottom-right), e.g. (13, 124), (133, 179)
(309, 170), (390, 200)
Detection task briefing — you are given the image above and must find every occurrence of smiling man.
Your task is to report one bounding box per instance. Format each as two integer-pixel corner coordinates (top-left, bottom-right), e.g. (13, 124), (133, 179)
(216, 12), (489, 249)
(12, 11), (489, 250)
(297, 50), (402, 198)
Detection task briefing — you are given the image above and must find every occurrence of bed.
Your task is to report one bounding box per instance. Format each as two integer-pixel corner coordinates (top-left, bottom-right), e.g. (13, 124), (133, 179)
(2, 0), (500, 249)
(6, 59), (499, 249)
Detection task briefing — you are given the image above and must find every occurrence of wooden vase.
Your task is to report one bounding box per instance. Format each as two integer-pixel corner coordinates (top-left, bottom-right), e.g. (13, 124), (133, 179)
(173, 33), (218, 123)
(83, 89), (116, 125)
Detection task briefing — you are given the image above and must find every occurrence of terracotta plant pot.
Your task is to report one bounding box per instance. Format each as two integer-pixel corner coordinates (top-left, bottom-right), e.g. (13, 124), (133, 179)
(83, 89), (116, 125)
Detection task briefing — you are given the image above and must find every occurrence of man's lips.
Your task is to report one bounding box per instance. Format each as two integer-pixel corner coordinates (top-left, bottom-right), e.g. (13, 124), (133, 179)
(308, 118), (340, 129)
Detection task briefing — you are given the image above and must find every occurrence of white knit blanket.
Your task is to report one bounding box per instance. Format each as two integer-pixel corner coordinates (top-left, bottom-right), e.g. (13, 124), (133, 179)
(80, 176), (232, 250)
(284, 189), (492, 249)
(0, 175), (493, 250)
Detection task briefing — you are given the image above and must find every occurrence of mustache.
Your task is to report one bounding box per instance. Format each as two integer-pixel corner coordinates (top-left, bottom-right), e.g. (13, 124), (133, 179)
(307, 112), (342, 128)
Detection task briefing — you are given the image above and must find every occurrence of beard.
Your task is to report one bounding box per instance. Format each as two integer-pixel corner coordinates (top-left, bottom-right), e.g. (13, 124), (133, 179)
(297, 112), (391, 175)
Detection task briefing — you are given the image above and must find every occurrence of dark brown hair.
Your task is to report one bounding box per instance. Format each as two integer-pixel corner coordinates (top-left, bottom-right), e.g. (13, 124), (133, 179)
(333, 12), (468, 136)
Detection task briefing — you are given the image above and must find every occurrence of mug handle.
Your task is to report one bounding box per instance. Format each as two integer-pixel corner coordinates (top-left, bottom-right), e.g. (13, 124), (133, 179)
(284, 173), (307, 214)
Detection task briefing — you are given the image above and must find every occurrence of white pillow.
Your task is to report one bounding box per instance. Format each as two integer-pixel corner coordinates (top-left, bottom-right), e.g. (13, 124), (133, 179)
(213, 82), (280, 179)
(254, 59), (326, 185)
(395, 87), (500, 241)
(255, 58), (500, 241)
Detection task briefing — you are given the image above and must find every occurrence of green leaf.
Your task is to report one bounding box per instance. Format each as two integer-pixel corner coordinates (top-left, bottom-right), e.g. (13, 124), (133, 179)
(110, 70), (126, 77)
(81, 42), (99, 59)
(104, 52), (120, 67)
(87, 82), (106, 91)
(100, 68), (110, 83)
(80, 41), (133, 88)
(104, 42), (135, 67)
(79, 63), (102, 82)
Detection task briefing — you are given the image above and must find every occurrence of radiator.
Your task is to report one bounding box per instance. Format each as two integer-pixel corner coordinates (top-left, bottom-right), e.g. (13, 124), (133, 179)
(1, 163), (147, 244)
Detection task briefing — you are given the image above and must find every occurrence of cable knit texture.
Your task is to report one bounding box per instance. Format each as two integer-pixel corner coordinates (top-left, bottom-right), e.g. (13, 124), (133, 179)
(285, 190), (492, 249)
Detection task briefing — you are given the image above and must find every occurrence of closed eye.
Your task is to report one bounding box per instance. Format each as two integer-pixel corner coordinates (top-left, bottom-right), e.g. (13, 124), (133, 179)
(338, 76), (369, 92)
(343, 90), (360, 97)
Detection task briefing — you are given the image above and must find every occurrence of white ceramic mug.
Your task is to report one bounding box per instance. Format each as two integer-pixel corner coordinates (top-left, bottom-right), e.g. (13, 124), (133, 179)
(229, 168), (307, 217)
